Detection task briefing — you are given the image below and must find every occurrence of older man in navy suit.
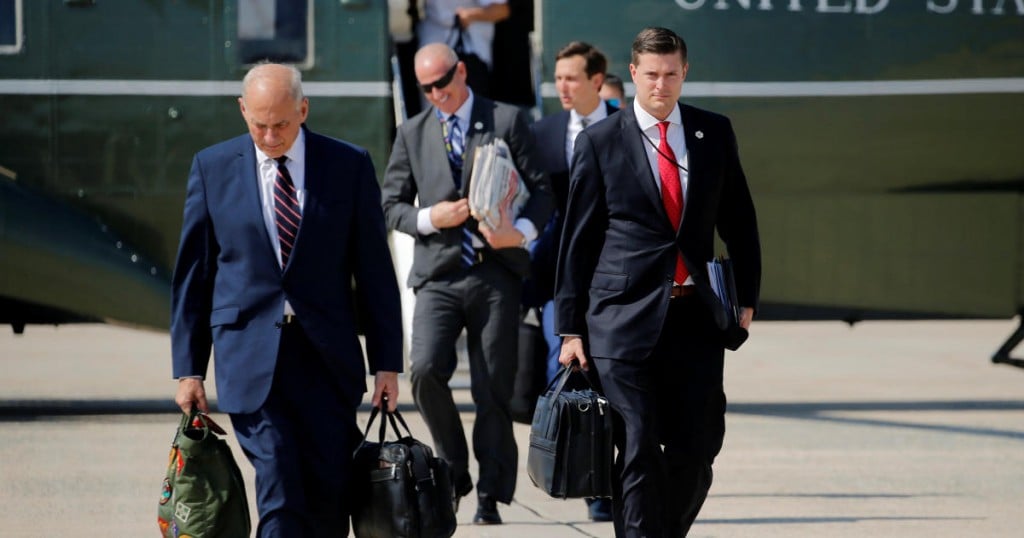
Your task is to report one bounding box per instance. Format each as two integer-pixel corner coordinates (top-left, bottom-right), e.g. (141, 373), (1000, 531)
(171, 63), (403, 538)
(556, 28), (761, 537)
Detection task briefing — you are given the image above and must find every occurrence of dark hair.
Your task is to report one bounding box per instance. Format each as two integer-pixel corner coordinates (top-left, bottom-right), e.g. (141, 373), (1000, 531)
(555, 41), (608, 79)
(602, 73), (625, 94)
(631, 27), (687, 65)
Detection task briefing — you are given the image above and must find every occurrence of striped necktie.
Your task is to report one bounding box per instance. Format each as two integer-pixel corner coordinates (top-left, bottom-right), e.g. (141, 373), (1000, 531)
(444, 115), (477, 267)
(273, 156), (301, 268)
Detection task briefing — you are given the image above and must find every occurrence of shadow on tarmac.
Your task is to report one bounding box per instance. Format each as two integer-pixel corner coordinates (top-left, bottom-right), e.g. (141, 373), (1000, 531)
(4, 399), (1024, 442)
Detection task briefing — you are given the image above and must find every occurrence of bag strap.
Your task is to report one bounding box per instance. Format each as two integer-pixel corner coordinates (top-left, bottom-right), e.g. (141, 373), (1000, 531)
(353, 396), (416, 457)
(446, 14), (474, 54)
(353, 404), (382, 457)
(176, 405), (225, 444)
(542, 361), (600, 409)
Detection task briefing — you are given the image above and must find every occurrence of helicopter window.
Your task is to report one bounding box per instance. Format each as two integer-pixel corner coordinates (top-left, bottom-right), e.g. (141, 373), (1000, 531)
(235, 0), (313, 68)
(0, 0), (22, 54)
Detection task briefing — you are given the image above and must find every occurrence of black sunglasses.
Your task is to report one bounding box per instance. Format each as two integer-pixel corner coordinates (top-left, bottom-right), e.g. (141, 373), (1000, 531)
(419, 63), (458, 93)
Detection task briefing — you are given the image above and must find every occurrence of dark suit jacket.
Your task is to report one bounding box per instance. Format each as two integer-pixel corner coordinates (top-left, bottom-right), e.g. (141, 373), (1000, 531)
(381, 95), (553, 287)
(555, 103), (761, 360)
(170, 128), (403, 414)
(527, 103), (619, 306)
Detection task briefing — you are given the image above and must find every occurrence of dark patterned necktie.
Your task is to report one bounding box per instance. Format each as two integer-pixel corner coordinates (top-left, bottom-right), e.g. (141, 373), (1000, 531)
(273, 156), (301, 268)
(443, 115), (477, 267)
(446, 115), (465, 188)
(657, 121), (688, 284)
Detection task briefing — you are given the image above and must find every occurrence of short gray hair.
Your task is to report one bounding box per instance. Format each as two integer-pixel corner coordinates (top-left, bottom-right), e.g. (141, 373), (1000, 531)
(241, 62), (305, 109)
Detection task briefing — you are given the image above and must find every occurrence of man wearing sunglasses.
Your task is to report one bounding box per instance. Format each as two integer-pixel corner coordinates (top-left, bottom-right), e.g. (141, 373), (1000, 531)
(381, 42), (552, 526)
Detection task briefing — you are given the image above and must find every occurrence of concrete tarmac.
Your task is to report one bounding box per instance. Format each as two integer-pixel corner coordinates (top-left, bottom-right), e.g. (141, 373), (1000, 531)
(1, 320), (1023, 537)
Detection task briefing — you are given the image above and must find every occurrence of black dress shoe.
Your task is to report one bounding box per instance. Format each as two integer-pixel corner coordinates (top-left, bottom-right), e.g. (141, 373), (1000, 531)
(473, 496), (502, 525)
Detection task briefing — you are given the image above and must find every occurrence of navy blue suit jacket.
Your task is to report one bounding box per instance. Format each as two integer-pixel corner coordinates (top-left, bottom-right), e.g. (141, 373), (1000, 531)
(171, 127), (403, 414)
(527, 103), (619, 306)
(555, 104), (761, 360)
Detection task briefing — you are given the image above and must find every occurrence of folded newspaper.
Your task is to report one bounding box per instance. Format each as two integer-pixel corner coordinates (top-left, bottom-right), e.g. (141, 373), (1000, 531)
(468, 138), (529, 230)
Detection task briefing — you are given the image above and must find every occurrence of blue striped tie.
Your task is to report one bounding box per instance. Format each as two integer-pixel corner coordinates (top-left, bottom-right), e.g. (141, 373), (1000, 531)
(273, 156), (301, 268)
(445, 115), (476, 267)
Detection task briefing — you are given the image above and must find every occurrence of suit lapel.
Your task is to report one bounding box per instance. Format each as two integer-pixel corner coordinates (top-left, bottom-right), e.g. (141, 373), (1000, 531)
(461, 97), (494, 197)
(555, 110), (570, 169)
(287, 128), (320, 272)
(233, 140), (280, 269)
(621, 106), (672, 230)
(423, 107), (461, 199)
(679, 104), (702, 235)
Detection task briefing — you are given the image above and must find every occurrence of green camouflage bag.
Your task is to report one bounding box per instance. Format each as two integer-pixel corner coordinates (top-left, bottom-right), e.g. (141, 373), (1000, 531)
(158, 409), (251, 538)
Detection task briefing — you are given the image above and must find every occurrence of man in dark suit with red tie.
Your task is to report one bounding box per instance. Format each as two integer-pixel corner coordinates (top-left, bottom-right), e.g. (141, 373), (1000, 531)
(555, 27), (761, 537)
(171, 63), (403, 537)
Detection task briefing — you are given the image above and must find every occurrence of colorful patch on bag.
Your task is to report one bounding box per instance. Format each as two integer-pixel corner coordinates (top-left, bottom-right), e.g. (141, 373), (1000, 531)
(160, 478), (172, 505)
(174, 501), (192, 522)
(175, 450), (186, 476)
(158, 517), (169, 533)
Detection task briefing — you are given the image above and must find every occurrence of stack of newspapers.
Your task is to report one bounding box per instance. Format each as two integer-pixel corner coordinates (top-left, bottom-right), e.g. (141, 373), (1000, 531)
(707, 256), (740, 324)
(468, 138), (529, 229)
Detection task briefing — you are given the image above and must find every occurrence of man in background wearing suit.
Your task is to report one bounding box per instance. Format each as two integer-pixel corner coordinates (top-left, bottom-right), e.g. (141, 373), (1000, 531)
(527, 40), (617, 523)
(171, 63), (403, 538)
(556, 27), (761, 537)
(381, 43), (552, 525)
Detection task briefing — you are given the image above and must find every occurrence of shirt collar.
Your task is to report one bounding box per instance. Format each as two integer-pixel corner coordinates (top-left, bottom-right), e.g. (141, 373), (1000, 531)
(633, 99), (682, 133)
(438, 90), (474, 130)
(254, 127), (306, 167)
(570, 99), (610, 128)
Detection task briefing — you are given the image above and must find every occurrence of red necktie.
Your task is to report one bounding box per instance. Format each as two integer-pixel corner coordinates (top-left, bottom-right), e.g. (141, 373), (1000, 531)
(657, 121), (689, 284)
(273, 156), (301, 268)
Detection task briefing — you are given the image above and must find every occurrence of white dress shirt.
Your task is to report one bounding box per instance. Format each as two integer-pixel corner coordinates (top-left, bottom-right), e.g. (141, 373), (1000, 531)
(254, 129), (305, 315)
(633, 98), (688, 197)
(633, 99), (693, 286)
(565, 100), (610, 167)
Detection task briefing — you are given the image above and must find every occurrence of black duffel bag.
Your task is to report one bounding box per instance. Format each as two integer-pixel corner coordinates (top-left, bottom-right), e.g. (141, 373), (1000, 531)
(351, 400), (456, 538)
(527, 364), (614, 499)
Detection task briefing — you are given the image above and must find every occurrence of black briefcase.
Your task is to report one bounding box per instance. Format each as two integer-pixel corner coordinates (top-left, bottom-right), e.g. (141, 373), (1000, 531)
(351, 402), (456, 538)
(527, 364), (614, 499)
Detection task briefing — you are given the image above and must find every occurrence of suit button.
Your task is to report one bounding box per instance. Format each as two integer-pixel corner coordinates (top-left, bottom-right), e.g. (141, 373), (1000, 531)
(274, 321), (283, 329)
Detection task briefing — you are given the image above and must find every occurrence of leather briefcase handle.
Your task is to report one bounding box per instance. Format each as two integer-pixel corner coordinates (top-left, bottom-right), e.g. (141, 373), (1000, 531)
(353, 395), (417, 457)
(542, 362), (601, 409)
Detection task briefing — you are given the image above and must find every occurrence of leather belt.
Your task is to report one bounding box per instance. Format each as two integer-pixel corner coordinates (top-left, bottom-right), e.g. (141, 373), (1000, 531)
(670, 285), (695, 299)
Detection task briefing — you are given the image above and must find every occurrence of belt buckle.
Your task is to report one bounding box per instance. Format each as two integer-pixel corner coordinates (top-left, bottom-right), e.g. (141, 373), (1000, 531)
(670, 285), (691, 299)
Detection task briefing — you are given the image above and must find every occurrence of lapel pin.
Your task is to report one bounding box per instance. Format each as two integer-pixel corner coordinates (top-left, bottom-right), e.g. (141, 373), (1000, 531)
(474, 121), (484, 131)
(695, 130), (704, 139)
